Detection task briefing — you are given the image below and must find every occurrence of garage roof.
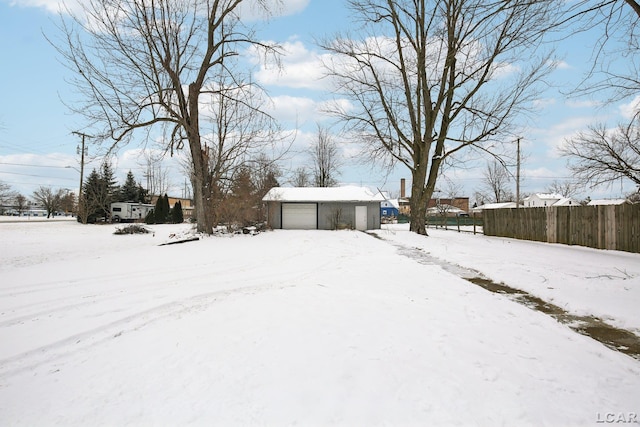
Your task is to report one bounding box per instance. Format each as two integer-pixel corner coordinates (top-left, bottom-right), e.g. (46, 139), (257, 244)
(263, 186), (385, 202)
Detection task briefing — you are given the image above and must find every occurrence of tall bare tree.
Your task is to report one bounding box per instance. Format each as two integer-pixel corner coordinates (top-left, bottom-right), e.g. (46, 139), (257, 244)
(32, 187), (65, 218)
(290, 167), (312, 187)
(558, 1), (640, 193)
(310, 125), (341, 187)
(561, 120), (640, 188)
(0, 181), (16, 212)
(476, 160), (513, 203)
(546, 179), (581, 198)
(142, 152), (172, 198)
(561, 0), (640, 102)
(321, 0), (556, 234)
(53, 0), (281, 233)
(14, 194), (29, 215)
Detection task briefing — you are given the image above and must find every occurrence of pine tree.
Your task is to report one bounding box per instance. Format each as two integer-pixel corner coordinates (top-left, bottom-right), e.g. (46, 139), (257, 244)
(145, 208), (156, 224)
(162, 194), (171, 223)
(152, 194), (171, 224)
(154, 194), (165, 224)
(81, 169), (103, 223)
(100, 162), (119, 219)
(171, 200), (184, 224)
(119, 171), (139, 202)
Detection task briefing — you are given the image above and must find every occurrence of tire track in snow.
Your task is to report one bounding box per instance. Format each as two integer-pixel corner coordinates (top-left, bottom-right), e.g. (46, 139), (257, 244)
(0, 254), (337, 379)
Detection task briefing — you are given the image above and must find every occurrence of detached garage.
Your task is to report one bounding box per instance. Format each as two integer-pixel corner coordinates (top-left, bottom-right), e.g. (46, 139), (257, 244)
(262, 186), (385, 230)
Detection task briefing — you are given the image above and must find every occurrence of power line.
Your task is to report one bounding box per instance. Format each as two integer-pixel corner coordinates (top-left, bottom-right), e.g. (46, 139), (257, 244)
(0, 162), (73, 168)
(0, 170), (76, 180)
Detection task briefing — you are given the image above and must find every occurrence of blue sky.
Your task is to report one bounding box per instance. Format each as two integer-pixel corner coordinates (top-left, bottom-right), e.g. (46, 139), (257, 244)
(0, 0), (638, 202)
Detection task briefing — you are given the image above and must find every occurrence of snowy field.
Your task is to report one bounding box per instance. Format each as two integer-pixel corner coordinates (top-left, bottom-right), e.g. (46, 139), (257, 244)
(1, 220), (639, 426)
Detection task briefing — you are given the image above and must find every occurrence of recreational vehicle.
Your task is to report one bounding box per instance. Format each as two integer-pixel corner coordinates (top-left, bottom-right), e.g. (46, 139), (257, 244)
(110, 202), (154, 222)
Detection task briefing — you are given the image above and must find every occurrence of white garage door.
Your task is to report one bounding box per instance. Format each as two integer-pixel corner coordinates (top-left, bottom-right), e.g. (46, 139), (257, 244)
(282, 203), (317, 229)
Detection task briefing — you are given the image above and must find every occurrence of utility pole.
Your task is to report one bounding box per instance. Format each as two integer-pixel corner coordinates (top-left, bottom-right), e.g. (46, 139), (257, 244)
(72, 131), (90, 222)
(516, 137), (521, 209)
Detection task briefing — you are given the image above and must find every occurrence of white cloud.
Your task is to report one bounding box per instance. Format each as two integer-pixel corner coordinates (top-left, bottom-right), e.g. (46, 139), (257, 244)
(4, 0), (81, 13)
(490, 62), (520, 79)
(619, 95), (640, 119)
(565, 99), (602, 109)
(549, 59), (571, 70)
(253, 39), (329, 90)
(5, 0), (309, 19)
(271, 95), (320, 123)
(236, 0), (309, 21)
(532, 98), (556, 110)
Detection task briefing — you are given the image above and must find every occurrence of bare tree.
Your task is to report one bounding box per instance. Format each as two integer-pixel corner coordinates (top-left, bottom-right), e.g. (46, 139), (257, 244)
(142, 152), (172, 198)
(310, 125), (341, 187)
(561, 120), (640, 188)
(556, 1), (640, 194)
(0, 181), (16, 212)
(477, 160), (513, 203)
(14, 194), (29, 215)
(290, 167), (312, 187)
(546, 180), (581, 198)
(32, 187), (65, 218)
(53, 0), (281, 233)
(321, 0), (556, 234)
(561, 0), (640, 102)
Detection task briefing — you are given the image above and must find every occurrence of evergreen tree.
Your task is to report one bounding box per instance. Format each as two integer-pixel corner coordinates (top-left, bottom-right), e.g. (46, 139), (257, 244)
(100, 162), (119, 219)
(118, 170), (150, 203)
(144, 208), (156, 224)
(171, 200), (184, 224)
(162, 194), (171, 223)
(81, 169), (103, 223)
(154, 194), (165, 224)
(119, 170), (139, 202)
(152, 194), (171, 224)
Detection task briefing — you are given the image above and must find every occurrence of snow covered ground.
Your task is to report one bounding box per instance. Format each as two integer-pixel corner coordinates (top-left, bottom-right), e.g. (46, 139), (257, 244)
(1, 221), (639, 426)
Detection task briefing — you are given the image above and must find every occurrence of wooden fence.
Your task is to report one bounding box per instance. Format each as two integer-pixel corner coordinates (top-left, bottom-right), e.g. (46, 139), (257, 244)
(482, 204), (640, 253)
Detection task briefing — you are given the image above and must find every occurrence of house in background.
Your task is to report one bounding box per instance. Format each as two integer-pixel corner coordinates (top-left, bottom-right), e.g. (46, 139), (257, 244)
(395, 178), (469, 217)
(472, 202), (521, 214)
(587, 199), (630, 206)
(380, 198), (400, 222)
(428, 197), (470, 214)
(523, 193), (577, 207)
(262, 186), (384, 230)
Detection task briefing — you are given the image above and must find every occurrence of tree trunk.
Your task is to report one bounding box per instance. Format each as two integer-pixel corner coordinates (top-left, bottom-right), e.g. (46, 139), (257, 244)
(409, 163), (430, 235)
(188, 83), (214, 234)
(189, 145), (215, 234)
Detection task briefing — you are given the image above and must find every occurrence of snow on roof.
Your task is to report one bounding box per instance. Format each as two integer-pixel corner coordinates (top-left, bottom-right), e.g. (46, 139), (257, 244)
(381, 199), (400, 209)
(587, 199), (629, 206)
(262, 186), (385, 202)
(473, 202), (519, 211)
(552, 197), (577, 206)
(537, 193), (564, 200)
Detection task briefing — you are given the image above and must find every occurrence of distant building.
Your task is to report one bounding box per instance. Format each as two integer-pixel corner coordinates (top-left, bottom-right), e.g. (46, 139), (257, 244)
(523, 193), (577, 207)
(380, 199), (400, 221)
(262, 186), (384, 230)
(472, 202), (520, 213)
(587, 199), (630, 206)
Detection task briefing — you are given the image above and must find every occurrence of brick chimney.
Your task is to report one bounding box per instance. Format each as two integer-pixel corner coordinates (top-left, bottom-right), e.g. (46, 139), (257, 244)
(400, 178), (406, 198)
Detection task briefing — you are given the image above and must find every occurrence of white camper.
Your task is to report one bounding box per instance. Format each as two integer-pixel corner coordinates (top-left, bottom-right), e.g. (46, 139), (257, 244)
(110, 202), (155, 222)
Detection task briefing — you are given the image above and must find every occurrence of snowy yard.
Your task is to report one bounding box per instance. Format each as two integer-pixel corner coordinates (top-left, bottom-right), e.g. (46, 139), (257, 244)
(1, 221), (639, 426)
